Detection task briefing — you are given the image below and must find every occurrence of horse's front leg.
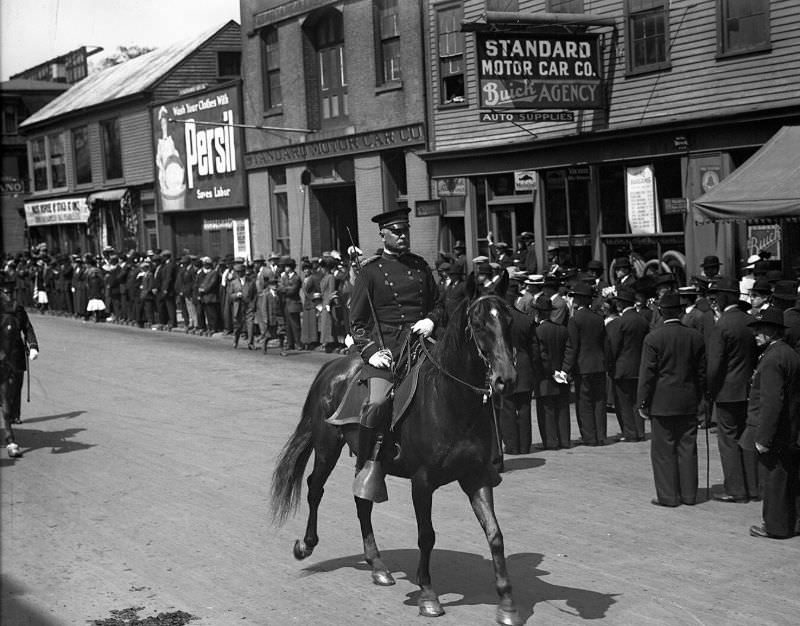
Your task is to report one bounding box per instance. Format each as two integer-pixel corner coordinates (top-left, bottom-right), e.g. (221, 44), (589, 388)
(460, 481), (522, 626)
(412, 476), (444, 617)
(354, 496), (395, 586)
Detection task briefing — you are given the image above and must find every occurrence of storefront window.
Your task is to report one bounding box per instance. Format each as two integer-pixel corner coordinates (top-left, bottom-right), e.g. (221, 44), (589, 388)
(271, 167), (289, 254)
(31, 137), (48, 191)
(543, 167), (592, 269)
(48, 132), (66, 188)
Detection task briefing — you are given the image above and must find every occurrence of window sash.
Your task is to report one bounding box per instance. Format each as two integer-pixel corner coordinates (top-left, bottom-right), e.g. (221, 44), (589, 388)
(627, 1), (668, 71)
(101, 119), (123, 180)
(262, 27), (281, 109)
(721, 0), (770, 53)
(72, 126), (92, 184)
(32, 138), (48, 191)
(48, 132), (66, 188)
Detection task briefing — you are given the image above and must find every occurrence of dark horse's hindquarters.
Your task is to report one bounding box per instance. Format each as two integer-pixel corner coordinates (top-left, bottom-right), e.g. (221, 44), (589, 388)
(270, 274), (523, 626)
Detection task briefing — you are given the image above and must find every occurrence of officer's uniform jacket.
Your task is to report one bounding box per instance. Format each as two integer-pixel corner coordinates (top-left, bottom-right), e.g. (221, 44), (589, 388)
(1, 302), (38, 373)
(349, 251), (443, 377)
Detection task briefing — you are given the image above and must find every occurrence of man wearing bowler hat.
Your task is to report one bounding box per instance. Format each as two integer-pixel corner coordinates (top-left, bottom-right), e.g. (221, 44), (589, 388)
(613, 256), (636, 290)
(700, 255), (722, 281)
(349, 208), (443, 501)
(707, 277), (759, 503)
(638, 293), (706, 506)
(558, 281), (607, 446)
(773, 280), (800, 353)
(740, 308), (800, 538)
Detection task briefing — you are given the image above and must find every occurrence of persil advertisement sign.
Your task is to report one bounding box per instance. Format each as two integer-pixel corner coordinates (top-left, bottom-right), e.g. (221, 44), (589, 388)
(476, 32), (603, 110)
(152, 83), (244, 211)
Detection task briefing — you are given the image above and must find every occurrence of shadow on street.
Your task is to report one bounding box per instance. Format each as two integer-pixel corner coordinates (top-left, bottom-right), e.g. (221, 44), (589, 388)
(0, 574), (64, 626)
(301, 548), (618, 623)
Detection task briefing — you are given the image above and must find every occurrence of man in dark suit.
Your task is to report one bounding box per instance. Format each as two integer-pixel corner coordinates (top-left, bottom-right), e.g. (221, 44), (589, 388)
(156, 249), (178, 330)
(278, 257), (302, 354)
(533, 298), (571, 449)
(707, 278), (759, 503)
(559, 282), (606, 446)
(197, 256), (220, 335)
(637, 293), (706, 506)
(613, 256), (636, 290)
(608, 288), (650, 442)
(740, 308), (800, 538)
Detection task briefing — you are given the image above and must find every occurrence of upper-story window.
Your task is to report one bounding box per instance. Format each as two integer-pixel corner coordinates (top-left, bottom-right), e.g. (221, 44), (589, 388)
(2, 103), (18, 135)
(437, 4), (465, 105)
(31, 137), (48, 191)
(217, 51), (242, 80)
(314, 10), (348, 126)
(100, 118), (123, 180)
(718, 0), (770, 56)
(546, 0), (582, 12)
(375, 0), (401, 85)
(260, 26), (282, 111)
(48, 132), (66, 188)
(625, 0), (670, 75)
(72, 125), (92, 185)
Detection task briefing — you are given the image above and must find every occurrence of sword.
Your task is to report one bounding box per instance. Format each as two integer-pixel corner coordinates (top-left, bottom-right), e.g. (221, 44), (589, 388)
(347, 227), (385, 350)
(26, 348), (30, 403)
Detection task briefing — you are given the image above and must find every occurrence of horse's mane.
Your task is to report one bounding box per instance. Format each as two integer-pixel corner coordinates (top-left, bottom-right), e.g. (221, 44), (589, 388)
(434, 296), (471, 362)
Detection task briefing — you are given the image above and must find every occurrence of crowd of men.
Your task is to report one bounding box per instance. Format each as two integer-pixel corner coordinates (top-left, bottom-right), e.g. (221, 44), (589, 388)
(0, 246), (360, 356)
(3, 237), (800, 539)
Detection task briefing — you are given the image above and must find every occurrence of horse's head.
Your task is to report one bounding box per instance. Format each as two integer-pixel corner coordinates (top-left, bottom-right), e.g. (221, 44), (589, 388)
(464, 273), (517, 395)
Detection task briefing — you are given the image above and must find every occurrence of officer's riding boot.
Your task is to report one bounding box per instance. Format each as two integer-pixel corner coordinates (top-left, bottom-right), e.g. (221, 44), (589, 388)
(353, 415), (388, 503)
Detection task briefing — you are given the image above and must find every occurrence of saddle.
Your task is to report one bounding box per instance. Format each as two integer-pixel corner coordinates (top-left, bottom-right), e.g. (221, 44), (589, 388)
(325, 338), (430, 431)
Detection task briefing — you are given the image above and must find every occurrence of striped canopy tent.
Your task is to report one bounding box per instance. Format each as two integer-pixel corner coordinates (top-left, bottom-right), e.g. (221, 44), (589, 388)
(693, 126), (800, 224)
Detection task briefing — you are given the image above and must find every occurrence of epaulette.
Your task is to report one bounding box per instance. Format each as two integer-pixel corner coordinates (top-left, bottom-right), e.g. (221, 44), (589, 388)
(361, 255), (381, 266)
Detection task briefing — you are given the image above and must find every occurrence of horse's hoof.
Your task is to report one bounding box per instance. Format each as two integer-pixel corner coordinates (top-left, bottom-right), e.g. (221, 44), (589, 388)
(293, 540), (312, 560)
(418, 599), (445, 617)
(372, 570), (395, 586)
(496, 606), (523, 626)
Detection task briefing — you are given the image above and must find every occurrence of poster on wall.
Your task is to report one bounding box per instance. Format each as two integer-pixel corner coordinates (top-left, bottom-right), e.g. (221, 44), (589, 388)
(626, 165), (660, 235)
(152, 83), (244, 212)
(746, 224), (781, 260)
(233, 219), (251, 260)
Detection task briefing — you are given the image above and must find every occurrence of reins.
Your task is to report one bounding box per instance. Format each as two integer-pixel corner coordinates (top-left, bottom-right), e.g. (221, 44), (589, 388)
(416, 295), (501, 403)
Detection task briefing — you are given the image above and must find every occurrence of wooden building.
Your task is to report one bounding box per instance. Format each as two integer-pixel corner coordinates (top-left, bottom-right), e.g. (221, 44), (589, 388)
(420, 0), (800, 279)
(240, 0), (433, 261)
(18, 21), (244, 258)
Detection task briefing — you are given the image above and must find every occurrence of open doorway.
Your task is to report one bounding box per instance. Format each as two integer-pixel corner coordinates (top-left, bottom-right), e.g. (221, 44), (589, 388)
(312, 185), (358, 256)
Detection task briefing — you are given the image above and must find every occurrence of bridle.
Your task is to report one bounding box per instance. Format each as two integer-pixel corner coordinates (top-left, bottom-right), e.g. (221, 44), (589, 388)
(417, 295), (508, 402)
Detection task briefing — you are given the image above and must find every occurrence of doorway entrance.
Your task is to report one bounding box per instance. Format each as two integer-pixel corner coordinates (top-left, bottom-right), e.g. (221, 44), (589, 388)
(312, 185), (358, 256)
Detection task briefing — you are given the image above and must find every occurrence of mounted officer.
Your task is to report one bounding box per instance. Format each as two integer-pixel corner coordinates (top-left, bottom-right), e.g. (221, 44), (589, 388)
(350, 208), (444, 501)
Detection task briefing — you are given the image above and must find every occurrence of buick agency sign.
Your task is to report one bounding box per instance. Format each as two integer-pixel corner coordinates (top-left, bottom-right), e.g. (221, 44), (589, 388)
(152, 83), (244, 211)
(476, 32), (603, 110)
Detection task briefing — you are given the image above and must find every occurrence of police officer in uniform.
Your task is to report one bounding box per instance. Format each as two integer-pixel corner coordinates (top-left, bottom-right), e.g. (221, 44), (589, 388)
(350, 208), (444, 501)
(1, 273), (40, 458)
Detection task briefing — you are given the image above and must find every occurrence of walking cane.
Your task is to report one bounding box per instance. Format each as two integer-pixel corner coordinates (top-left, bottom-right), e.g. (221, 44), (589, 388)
(26, 349), (31, 403)
(704, 397), (711, 495)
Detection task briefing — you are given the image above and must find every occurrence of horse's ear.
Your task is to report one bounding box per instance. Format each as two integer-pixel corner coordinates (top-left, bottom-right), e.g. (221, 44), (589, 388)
(495, 269), (509, 298)
(465, 271), (478, 301)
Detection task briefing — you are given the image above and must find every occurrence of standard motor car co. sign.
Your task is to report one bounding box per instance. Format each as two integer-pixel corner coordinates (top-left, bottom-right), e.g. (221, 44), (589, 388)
(476, 32), (604, 110)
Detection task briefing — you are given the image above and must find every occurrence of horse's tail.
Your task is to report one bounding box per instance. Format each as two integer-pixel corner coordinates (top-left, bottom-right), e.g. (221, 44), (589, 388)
(270, 401), (316, 526)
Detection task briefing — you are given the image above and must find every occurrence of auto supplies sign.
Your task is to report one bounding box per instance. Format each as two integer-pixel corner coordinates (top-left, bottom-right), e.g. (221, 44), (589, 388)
(476, 32), (603, 110)
(152, 83), (245, 211)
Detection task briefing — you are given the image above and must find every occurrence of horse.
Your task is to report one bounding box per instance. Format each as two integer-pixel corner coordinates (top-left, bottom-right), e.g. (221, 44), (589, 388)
(270, 274), (523, 625)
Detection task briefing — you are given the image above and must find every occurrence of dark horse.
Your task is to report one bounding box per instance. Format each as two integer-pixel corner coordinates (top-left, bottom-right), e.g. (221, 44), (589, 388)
(270, 275), (522, 625)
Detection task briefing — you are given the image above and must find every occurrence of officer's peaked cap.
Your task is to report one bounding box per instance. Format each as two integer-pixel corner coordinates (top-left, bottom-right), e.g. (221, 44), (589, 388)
(372, 208), (410, 229)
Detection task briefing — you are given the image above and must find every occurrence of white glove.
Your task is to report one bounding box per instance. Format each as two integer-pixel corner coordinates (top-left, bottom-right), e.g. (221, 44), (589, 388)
(552, 370), (568, 384)
(368, 349), (393, 369)
(29, 348), (39, 361)
(412, 318), (434, 337)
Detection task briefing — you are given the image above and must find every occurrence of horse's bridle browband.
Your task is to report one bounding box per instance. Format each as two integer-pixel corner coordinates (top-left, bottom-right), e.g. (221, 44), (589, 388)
(417, 295), (506, 401)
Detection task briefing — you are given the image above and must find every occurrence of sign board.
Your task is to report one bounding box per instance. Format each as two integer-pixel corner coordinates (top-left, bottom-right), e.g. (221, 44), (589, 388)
(475, 32), (603, 110)
(152, 83), (245, 212)
(514, 171), (537, 192)
(24, 197), (90, 226)
(746, 224), (781, 261)
(415, 199), (442, 217)
(479, 111), (575, 123)
(436, 178), (466, 197)
(662, 197), (688, 215)
(233, 218), (251, 260)
(626, 165), (660, 235)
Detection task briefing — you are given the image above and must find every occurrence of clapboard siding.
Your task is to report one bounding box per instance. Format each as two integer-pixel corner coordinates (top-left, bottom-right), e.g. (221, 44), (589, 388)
(121, 110), (155, 185)
(428, 0), (800, 152)
(152, 22), (242, 103)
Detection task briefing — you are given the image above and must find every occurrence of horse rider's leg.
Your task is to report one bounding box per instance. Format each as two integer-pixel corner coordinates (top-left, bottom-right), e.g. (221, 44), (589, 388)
(353, 377), (391, 502)
(294, 429), (344, 560)
(354, 495), (395, 586)
(459, 481), (522, 626)
(412, 475), (443, 617)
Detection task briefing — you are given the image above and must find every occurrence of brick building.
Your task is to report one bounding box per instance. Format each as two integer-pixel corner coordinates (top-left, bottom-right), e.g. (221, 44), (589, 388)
(240, 0), (436, 261)
(18, 21), (244, 258)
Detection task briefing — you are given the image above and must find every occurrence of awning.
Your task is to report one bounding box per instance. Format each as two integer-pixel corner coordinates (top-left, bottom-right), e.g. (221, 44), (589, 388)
(88, 188), (129, 203)
(693, 126), (800, 224)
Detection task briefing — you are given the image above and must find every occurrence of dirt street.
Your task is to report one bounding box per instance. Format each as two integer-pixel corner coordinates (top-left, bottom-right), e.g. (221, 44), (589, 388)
(1, 315), (798, 625)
